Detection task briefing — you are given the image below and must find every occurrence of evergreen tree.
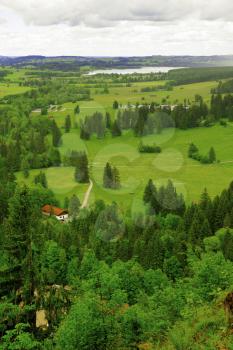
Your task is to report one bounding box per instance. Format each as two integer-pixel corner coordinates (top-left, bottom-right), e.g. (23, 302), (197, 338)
(74, 152), (89, 183)
(48, 148), (61, 166)
(143, 179), (156, 204)
(209, 147), (216, 163)
(200, 188), (213, 223)
(189, 207), (206, 244)
(113, 100), (119, 109)
(80, 126), (90, 140)
(69, 194), (81, 218)
(21, 158), (30, 179)
(224, 213), (232, 228)
(188, 143), (199, 158)
(64, 197), (69, 209)
(103, 163), (121, 189)
(112, 167), (121, 189)
(103, 162), (113, 188)
(34, 171), (48, 188)
(65, 115), (71, 133)
(111, 120), (122, 137)
(221, 230), (233, 261)
(74, 104), (80, 114)
(105, 112), (112, 129)
(51, 120), (62, 147)
(1, 186), (38, 303)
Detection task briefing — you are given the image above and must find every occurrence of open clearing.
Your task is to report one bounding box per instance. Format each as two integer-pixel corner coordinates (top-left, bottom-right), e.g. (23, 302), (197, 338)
(17, 124), (233, 212)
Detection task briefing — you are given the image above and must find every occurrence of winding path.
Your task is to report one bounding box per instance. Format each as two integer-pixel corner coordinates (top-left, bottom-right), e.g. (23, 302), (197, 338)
(81, 180), (93, 209)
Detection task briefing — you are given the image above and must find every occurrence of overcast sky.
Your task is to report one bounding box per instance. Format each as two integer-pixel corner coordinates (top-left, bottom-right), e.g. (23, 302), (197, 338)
(0, 0), (233, 56)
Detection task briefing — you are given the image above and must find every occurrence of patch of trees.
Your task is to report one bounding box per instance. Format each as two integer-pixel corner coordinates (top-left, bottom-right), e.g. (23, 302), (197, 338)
(80, 112), (105, 139)
(0, 155), (232, 348)
(143, 179), (186, 216)
(188, 143), (217, 164)
(211, 94), (233, 121)
(168, 66), (233, 85)
(74, 152), (89, 183)
(103, 162), (121, 189)
(212, 79), (233, 94)
(0, 120), (62, 172)
(171, 101), (208, 129)
(34, 171), (48, 188)
(141, 82), (173, 92)
(138, 141), (161, 153)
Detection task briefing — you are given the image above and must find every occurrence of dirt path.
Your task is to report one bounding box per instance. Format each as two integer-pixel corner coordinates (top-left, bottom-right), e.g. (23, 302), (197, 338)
(81, 180), (93, 209)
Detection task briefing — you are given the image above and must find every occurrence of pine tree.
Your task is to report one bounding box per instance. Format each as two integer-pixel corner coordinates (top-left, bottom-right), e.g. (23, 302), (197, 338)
(224, 213), (232, 227)
(21, 158), (30, 179)
(74, 104), (80, 114)
(113, 100), (119, 109)
(80, 126), (90, 140)
(51, 120), (62, 147)
(105, 112), (112, 129)
(1, 186), (38, 302)
(209, 147), (216, 163)
(65, 115), (71, 133)
(111, 120), (122, 137)
(74, 152), (89, 183)
(103, 162), (113, 188)
(143, 179), (155, 204)
(200, 188), (213, 223)
(34, 171), (48, 188)
(188, 143), (199, 158)
(112, 167), (121, 189)
(69, 194), (81, 218)
(189, 207), (206, 244)
(222, 230), (233, 261)
(64, 197), (69, 209)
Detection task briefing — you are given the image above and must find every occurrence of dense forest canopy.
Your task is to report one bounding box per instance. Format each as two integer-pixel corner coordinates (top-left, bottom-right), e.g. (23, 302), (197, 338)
(0, 63), (232, 349)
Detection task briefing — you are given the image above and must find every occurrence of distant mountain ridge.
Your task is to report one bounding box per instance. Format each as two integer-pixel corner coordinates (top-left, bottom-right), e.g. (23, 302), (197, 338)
(1, 55), (233, 69)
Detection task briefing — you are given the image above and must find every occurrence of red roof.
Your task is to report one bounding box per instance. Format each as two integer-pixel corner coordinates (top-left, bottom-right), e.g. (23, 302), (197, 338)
(42, 205), (68, 216)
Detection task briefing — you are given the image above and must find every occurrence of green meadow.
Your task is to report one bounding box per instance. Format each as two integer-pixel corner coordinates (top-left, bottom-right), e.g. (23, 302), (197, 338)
(38, 79), (219, 130)
(12, 69), (232, 211)
(0, 82), (30, 98)
(17, 123), (233, 212)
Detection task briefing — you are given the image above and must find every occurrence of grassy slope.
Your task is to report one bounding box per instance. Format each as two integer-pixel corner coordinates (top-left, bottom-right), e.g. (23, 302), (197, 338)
(38, 80), (218, 130)
(0, 83), (30, 98)
(17, 74), (233, 211)
(16, 124), (233, 212)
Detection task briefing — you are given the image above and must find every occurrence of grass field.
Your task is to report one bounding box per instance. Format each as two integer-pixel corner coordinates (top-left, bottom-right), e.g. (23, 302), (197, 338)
(16, 167), (89, 207)
(16, 123), (233, 213)
(14, 70), (232, 212)
(92, 80), (218, 106)
(0, 83), (30, 98)
(37, 79), (219, 130)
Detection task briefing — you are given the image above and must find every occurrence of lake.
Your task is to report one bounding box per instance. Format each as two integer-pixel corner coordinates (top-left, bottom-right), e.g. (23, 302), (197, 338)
(87, 66), (183, 75)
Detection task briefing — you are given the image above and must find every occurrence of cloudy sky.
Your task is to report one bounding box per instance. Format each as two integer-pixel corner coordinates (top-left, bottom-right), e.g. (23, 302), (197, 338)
(0, 0), (233, 56)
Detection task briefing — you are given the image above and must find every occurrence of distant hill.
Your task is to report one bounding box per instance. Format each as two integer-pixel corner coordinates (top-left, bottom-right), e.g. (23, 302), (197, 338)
(1, 55), (233, 70)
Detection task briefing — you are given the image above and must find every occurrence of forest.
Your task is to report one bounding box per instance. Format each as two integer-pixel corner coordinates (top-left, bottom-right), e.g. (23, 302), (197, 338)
(0, 64), (232, 349)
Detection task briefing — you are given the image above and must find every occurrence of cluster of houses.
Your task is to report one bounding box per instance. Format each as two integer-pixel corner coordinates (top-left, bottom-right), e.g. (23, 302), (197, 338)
(119, 103), (190, 111)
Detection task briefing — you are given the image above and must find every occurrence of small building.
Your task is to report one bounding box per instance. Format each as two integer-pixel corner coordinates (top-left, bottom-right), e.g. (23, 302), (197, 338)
(42, 205), (68, 222)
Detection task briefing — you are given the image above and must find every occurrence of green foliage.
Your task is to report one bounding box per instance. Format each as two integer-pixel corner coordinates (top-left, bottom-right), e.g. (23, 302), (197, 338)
(103, 162), (121, 189)
(34, 171), (48, 188)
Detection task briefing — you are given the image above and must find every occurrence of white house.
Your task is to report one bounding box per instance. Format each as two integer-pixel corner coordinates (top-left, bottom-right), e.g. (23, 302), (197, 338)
(42, 205), (69, 222)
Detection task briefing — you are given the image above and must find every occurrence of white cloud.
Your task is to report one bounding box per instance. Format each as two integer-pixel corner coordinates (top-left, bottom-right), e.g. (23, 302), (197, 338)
(1, 0), (233, 27)
(0, 0), (233, 56)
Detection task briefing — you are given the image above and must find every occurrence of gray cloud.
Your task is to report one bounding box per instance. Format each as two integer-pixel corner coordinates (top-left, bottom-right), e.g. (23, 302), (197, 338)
(1, 0), (233, 28)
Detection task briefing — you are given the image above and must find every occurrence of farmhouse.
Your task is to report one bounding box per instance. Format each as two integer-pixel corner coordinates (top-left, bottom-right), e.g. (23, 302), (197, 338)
(42, 205), (68, 221)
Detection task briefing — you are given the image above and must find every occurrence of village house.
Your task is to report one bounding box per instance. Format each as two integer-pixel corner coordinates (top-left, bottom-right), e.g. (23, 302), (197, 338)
(42, 205), (68, 222)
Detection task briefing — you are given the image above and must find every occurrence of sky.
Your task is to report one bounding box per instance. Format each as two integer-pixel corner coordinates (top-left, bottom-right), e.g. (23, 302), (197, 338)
(0, 0), (233, 56)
